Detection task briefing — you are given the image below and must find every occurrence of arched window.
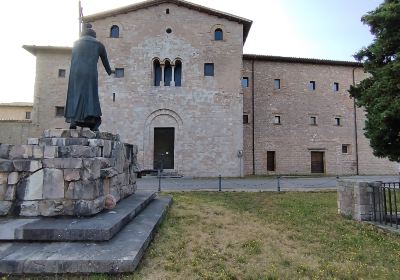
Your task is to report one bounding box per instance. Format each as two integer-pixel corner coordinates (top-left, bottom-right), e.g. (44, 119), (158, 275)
(174, 60), (182, 87)
(214, 28), (223, 41)
(164, 60), (172, 86)
(153, 60), (162, 86)
(110, 25), (120, 38)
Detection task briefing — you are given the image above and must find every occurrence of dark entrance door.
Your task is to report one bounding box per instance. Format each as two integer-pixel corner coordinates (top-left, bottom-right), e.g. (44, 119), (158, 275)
(154, 127), (174, 169)
(311, 151), (324, 173)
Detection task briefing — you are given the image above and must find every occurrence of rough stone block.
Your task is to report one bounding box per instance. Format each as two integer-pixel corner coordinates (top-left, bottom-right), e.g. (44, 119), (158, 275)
(9, 145), (33, 159)
(27, 138), (39, 145)
(66, 180), (101, 200)
(98, 158), (112, 169)
(100, 167), (118, 179)
(81, 129), (97, 139)
(43, 169), (64, 199)
(43, 158), (82, 169)
(13, 160), (42, 172)
(70, 129), (80, 138)
(120, 184), (137, 199)
(65, 138), (89, 146)
(74, 196), (105, 216)
(44, 129), (71, 138)
(38, 138), (53, 147)
(8, 172), (19, 185)
(103, 140), (112, 157)
(59, 145), (97, 158)
(102, 178), (110, 196)
(32, 146), (44, 159)
(82, 158), (101, 180)
(39, 200), (64, 216)
(64, 169), (80, 182)
(0, 172), (8, 185)
(0, 144), (12, 159)
(110, 186), (121, 202)
(4, 184), (16, 200)
(0, 201), (12, 216)
(96, 131), (119, 141)
(20, 201), (40, 216)
(88, 139), (105, 147)
(17, 169), (44, 200)
(0, 160), (14, 172)
(63, 200), (75, 216)
(0, 184), (6, 200)
(44, 146), (58, 159)
(51, 138), (66, 146)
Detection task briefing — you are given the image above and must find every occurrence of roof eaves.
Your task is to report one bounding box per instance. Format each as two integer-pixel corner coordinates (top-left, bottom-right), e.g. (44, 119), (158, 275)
(243, 54), (363, 67)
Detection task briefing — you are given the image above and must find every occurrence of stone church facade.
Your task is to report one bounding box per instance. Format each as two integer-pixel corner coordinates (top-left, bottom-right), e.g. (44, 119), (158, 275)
(21, 0), (398, 176)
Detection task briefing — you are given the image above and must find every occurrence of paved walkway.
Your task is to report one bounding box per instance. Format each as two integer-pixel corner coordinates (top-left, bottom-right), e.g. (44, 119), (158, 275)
(137, 175), (400, 192)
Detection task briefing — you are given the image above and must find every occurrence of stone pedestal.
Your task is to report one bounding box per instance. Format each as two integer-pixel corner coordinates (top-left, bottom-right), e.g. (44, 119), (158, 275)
(337, 179), (380, 221)
(0, 128), (138, 216)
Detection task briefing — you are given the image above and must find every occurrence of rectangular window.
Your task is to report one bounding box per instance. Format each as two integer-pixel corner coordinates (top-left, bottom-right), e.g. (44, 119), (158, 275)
(267, 151), (276, 171)
(274, 115), (281, 125)
(58, 69), (66, 78)
(115, 68), (124, 78)
(274, 79), (281, 89)
(204, 63), (214, 76)
(334, 82), (339, 92)
(242, 77), (249, 87)
(335, 117), (341, 126)
(310, 116), (317, 125)
(309, 81), (316, 91)
(243, 114), (249, 124)
(55, 106), (64, 117)
(342, 144), (350, 154)
(25, 112), (31, 119)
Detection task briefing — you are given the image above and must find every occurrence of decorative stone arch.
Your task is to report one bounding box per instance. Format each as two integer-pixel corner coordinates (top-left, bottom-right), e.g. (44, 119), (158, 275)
(173, 58), (183, 87)
(210, 24), (226, 41)
(152, 57), (162, 86)
(143, 109), (184, 172)
(109, 22), (124, 38)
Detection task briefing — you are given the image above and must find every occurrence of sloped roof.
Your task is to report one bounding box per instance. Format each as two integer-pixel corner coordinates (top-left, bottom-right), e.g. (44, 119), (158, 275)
(23, 45), (72, 56)
(83, 0), (253, 43)
(243, 54), (363, 67)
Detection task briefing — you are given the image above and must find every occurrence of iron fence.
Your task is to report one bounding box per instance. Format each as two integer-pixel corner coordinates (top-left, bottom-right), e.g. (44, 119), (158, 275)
(372, 182), (400, 229)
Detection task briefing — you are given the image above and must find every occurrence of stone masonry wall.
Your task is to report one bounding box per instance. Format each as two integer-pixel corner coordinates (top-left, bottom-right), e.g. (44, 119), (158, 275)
(0, 128), (137, 217)
(242, 59), (398, 176)
(31, 3), (245, 177)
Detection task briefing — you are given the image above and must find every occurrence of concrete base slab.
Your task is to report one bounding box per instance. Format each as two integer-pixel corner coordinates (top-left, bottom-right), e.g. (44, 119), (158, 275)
(0, 196), (172, 274)
(0, 191), (156, 241)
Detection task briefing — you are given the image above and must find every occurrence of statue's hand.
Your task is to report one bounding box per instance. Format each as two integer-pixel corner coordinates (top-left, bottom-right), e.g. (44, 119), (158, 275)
(111, 69), (115, 74)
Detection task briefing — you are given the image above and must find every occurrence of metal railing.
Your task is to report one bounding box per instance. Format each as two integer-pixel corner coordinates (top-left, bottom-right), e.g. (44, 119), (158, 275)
(372, 182), (400, 229)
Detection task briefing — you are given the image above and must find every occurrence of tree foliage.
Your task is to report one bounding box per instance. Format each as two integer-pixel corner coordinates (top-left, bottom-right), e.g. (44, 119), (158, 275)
(349, 0), (400, 162)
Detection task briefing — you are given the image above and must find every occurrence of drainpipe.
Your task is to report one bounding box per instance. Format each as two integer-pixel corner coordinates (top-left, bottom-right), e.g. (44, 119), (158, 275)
(352, 67), (359, 175)
(252, 59), (255, 175)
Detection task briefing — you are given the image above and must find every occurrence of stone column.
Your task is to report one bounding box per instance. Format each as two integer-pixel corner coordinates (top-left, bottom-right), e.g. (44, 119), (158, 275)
(337, 179), (378, 221)
(160, 64), (165, 86)
(170, 65), (175, 87)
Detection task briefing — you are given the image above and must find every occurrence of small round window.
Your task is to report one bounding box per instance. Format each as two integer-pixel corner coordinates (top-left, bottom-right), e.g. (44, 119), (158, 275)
(166, 28), (172, 34)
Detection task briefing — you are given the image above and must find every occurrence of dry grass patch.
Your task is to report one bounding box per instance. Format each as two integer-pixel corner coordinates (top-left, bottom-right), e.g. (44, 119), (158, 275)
(118, 192), (400, 279)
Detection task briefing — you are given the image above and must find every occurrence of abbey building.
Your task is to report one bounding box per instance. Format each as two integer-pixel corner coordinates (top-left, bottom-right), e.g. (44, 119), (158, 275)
(17, 0), (398, 176)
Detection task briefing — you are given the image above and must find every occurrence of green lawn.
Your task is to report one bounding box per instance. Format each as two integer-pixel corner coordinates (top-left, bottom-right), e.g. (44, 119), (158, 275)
(122, 191), (400, 280)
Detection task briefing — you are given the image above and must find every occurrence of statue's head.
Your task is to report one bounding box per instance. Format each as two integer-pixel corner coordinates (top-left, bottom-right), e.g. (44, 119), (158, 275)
(81, 23), (96, 38)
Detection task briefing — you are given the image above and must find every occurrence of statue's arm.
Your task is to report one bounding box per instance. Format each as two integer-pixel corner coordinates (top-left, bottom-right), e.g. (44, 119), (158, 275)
(99, 44), (113, 75)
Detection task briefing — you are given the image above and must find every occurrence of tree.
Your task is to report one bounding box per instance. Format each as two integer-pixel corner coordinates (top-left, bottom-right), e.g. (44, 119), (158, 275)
(349, 0), (400, 162)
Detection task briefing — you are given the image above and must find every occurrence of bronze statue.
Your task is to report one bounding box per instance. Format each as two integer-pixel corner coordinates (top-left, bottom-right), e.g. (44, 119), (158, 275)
(64, 24), (114, 131)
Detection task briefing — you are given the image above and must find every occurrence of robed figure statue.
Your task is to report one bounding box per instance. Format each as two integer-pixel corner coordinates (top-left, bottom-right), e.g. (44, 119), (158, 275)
(64, 24), (114, 131)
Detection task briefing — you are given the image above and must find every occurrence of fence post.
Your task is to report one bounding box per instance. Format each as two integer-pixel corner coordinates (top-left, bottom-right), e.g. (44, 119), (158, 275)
(277, 176), (281, 192)
(219, 175), (222, 192)
(158, 169), (161, 192)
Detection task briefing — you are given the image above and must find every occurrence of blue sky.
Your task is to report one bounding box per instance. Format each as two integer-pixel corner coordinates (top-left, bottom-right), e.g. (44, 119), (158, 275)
(0, 0), (383, 102)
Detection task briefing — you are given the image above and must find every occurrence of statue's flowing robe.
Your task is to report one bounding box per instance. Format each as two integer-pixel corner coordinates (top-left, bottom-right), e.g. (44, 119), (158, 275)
(65, 36), (112, 124)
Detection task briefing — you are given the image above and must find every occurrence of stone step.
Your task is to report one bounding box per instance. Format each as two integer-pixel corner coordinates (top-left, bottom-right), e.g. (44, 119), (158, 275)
(0, 196), (172, 274)
(0, 190), (156, 241)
